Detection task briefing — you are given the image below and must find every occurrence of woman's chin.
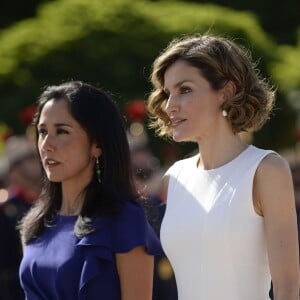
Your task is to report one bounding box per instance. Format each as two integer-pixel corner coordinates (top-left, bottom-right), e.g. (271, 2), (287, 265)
(172, 133), (188, 143)
(47, 174), (62, 182)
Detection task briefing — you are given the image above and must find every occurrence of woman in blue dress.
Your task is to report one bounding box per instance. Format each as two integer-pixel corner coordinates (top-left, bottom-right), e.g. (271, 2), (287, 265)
(19, 81), (162, 300)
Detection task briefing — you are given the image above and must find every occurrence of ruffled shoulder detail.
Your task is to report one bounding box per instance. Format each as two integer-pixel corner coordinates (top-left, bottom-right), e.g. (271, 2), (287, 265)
(110, 200), (163, 255)
(76, 221), (115, 298)
(75, 200), (162, 298)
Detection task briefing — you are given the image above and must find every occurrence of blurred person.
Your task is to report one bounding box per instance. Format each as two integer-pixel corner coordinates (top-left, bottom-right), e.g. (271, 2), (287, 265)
(128, 132), (162, 198)
(291, 163), (300, 274)
(147, 34), (299, 299)
(128, 131), (178, 300)
(0, 135), (41, 300)
(18, 81), (162, 300)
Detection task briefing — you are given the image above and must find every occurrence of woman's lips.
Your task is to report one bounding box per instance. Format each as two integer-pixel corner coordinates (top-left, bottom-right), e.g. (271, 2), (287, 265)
(44, 158), (60, 167)
(170, 118), (186, 127)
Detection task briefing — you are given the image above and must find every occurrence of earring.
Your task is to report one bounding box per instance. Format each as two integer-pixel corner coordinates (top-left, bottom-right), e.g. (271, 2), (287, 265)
(222, 110), (228, 117)
(95, 157), (101, 183)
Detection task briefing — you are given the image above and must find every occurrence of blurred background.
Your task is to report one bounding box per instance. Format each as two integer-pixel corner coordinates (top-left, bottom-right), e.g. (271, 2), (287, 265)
(0, 0), (299, 161)
(0, 0), (299, 299)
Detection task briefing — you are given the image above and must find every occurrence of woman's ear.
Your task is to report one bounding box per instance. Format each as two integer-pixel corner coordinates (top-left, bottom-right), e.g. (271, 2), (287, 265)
(221, 80), (237, 103)
(92, 143), (102, 158)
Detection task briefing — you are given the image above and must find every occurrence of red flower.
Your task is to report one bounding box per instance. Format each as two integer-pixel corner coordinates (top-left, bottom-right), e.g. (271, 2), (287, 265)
(19, 106), (36, 125)
(124, 100), (147, 122)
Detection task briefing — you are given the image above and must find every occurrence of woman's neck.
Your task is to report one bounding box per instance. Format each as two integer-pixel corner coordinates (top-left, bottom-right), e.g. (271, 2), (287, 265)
(59, 184), (86, 216)
(196, 133), (248, 170)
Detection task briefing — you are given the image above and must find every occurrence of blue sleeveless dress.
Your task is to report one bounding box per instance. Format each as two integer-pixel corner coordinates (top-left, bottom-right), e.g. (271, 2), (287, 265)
(20, 200), (162, 300)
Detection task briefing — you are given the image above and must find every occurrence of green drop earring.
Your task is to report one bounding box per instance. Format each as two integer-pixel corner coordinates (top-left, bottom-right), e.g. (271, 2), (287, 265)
(96, 157), (101, 183)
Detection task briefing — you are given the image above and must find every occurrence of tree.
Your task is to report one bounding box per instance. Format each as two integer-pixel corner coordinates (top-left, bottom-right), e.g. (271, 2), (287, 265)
(0, 0), (296, 159)
(0, 0), (51, 29)
(271, 31), (300, 91)
(180, 0), (300, 44)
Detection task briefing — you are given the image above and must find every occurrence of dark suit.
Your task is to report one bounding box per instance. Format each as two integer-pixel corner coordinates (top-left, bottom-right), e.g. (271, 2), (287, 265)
(0, 195), (31, 300)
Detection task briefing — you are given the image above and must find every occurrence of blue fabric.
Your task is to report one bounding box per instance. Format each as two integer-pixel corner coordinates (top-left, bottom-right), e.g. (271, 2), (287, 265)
(19, 200), (163, 300)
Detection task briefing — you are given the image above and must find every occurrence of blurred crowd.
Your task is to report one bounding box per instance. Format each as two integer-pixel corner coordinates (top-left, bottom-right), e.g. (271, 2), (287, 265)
(291, 164), (300, 249)
(0, 128), (179, 300)
(128, 129), (178, 300)
(0, 134), (42, 299)
(0, 128), (299, 300)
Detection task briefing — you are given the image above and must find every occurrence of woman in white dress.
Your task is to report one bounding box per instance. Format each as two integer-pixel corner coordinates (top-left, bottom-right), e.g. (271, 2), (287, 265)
(147, 34), (299, 299)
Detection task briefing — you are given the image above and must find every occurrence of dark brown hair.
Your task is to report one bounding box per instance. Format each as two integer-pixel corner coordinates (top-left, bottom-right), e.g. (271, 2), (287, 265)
(19, 81), (137, 243)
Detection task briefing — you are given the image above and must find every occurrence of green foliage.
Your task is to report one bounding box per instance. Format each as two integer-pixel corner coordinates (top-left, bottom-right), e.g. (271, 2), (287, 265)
(271, 31), (300, 91)
(254, 91), (298, 150)
(180, 0), (300, 44)
(0, 0), (51, 29)
(0, 0), (296, 153)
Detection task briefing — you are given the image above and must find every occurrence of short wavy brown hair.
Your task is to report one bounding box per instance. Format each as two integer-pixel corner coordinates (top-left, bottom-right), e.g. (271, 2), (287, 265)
(147, 34), (275, 137)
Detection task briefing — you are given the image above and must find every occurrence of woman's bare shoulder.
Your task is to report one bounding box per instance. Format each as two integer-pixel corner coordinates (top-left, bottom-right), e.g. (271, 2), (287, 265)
(257, 152), (291, 178)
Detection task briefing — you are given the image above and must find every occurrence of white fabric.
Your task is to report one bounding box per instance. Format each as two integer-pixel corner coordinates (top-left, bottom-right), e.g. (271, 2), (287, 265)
(161, 145), (274, 300)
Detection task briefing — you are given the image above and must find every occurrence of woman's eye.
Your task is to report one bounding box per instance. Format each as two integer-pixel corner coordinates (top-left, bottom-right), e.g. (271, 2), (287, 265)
(38, 128), (47, 136)
(57, 128), (69, 134)
(163, 90), (170, 98)
(180, 87), (191, 94)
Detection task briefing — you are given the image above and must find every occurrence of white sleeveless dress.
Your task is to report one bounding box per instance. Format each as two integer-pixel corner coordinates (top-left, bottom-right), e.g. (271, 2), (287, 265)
(160, 145), (274, 300)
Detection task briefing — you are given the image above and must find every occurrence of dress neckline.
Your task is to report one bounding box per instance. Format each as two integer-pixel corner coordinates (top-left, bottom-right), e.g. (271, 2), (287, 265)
(56, 214), (78, 222)
(194, 144), (252, 173)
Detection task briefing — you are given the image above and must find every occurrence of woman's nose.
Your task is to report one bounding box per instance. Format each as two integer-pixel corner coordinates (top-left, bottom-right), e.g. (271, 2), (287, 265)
(40, 134), (55, 152)
(165, 94), (179, 115)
